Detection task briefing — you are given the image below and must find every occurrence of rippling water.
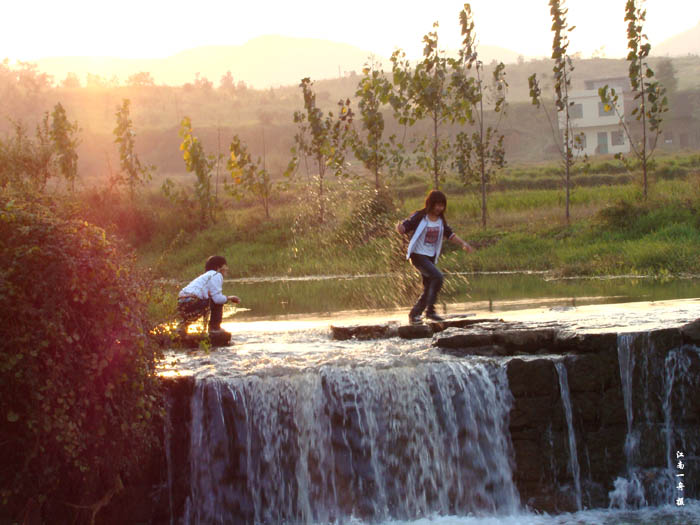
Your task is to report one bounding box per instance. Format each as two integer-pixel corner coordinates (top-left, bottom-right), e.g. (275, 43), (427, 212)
(367, 501), (700, 524)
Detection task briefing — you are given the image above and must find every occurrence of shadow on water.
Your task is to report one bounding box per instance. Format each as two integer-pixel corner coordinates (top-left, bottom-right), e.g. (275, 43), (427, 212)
(210, 272), (700, 319)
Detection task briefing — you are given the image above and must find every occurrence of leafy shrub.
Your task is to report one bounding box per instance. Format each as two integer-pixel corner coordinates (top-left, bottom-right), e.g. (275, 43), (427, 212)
(596, 199), (648, 230)
(0, 194), (163, 522)
(655, 163), (688, 180)
(73, 187), (158, 247)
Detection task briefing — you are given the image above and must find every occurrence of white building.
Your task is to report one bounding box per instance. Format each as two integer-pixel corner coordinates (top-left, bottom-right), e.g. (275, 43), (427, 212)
(560, 77), (631, 157)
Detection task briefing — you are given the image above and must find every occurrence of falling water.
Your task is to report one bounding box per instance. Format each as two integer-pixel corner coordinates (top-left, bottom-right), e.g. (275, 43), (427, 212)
(609, 333), (648, 509)
(554, 362), (582, 510)
(609, 333), (696, 509)
(180, 361), (519, 524)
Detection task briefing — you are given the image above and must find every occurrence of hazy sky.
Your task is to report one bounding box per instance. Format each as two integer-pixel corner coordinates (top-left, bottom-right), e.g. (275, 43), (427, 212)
(3, 0), (699, 62)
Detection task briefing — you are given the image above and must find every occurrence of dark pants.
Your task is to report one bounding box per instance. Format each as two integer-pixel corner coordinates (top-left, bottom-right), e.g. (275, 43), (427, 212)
(177, 297), (223, 331)
(409, 253), (444, 317)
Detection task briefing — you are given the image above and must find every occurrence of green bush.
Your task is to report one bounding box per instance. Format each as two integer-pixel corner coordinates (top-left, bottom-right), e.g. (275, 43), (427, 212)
(0, 195), (163, 522)
(73, 187), (158, 247)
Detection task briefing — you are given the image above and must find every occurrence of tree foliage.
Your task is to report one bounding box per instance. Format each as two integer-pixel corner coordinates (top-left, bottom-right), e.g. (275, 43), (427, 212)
(391, 23), (464, 189)
(0, 116), (53, 190)
(49, 102), (80, 192)
(178, 116), (218, 226)
(598, 0), (668, 198)
(126, 71), (155, 87)
(112, 98), (153, 201)
(226, 134), (281, 219)
(0, 194), (163, 523)
(1, 105), (80, 193)
(351, 61), (407, 190)
(289, 77), (354, 223)
(452, 3), (507, 228)
(528, 0), (584, 223)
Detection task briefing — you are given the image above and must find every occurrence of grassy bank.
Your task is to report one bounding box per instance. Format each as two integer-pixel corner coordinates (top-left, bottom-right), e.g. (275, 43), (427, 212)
(134, 170), (699, 281)
(83, 154), (691, 321)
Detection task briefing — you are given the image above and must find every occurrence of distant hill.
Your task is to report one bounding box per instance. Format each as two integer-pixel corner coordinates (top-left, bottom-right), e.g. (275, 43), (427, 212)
(33, 35), (523, 89)
(35, 35), (383, 89)
(654, 21), (700, 57)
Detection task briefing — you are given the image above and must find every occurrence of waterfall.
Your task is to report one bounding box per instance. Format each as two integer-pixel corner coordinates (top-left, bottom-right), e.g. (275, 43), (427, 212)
(179, 361), (519, 524)
(554, 362), (582, 510)
(609, 333), (699, 509)
(609, 333), (649, 509)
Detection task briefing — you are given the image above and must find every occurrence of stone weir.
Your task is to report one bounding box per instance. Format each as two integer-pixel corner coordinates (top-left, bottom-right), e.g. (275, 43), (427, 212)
(333, 314), (700, 512)
(101, 309), (700, 524)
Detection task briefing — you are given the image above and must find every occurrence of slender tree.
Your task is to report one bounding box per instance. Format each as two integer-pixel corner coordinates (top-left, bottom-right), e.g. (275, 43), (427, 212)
(289, 77), (353, 223)
(226, 135), (280, 219)
(391, 23), (462, 189)
(351, 60), (407, 190)
(0, 116), (54, 190)
(49, 102), (80, 192)
(599, 0), (668, 199)
(528, 0), (584, 223)
(112, 99), (153, 201)
(451, 3), (507, 228)
(179, 117), (217, 226)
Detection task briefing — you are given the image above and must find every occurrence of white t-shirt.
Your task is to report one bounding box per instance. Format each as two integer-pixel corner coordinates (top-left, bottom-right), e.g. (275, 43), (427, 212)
(178, 270), (228, 304)
(412, 218), (442, 257)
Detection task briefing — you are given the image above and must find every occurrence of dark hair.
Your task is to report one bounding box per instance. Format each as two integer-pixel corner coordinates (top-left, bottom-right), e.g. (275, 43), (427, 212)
(424, 190), (447, 216)
(205, 255), (227, 272)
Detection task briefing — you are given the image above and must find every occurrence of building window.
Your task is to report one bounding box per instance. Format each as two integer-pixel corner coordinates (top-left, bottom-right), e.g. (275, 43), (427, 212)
(611, 130), (625, 146)
(598, 102), (614, 117)
(569, 103), (583, 119)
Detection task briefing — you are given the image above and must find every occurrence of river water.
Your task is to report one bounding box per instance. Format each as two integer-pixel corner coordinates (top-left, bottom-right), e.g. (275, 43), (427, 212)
(161, 298), (700, 525)
(213, 272), (700, 319)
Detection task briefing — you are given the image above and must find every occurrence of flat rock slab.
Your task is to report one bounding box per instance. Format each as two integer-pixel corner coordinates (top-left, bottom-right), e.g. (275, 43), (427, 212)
(330, 317), (504, 340)
(331, 322), (399, 340)
(397, 324), (433, 339)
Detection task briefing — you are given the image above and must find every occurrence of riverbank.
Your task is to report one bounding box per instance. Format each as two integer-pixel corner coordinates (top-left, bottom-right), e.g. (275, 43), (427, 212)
(138, 174), (700, 284)
(135, 172), (700, 322)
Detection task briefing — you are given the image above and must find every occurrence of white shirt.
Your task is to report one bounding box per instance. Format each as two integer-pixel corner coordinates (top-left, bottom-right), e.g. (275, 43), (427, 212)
(178, 270), (228, 304)
(412, 218), (442, 257)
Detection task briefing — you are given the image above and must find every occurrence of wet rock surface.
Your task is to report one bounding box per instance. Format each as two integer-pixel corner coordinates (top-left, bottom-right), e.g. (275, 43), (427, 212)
(328, 313), (700, 512)
(331, 316), (504, 340)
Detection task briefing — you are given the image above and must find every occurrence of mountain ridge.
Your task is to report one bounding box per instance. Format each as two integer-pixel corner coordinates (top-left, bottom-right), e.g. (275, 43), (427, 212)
(33, 34), (522, 89)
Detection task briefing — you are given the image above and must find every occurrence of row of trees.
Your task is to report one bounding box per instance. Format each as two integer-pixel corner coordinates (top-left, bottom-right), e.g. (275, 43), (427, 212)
(283, 4), (508, 227)
(283, 0), (668, 226)
(529, 0), (668, 223)
(0, 103), (79, 191)
(1, 1), (670, 231)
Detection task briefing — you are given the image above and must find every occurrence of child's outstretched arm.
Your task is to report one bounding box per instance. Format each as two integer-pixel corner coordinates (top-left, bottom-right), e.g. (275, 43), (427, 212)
(448, 233), (474, 253)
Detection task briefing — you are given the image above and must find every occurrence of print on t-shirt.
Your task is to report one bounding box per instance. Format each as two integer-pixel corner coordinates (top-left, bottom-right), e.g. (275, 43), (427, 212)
(424, 226), (439, 245)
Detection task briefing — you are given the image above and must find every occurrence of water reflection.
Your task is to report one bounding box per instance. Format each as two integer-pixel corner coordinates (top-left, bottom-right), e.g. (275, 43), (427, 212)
(211, 273), (700, 319)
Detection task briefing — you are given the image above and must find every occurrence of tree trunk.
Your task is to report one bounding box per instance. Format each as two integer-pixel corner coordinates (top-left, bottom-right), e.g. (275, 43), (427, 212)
(433, 114), (439, 189)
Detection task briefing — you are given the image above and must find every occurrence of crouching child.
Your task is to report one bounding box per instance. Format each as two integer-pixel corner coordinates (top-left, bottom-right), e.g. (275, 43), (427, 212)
(177, 255), (240, 336)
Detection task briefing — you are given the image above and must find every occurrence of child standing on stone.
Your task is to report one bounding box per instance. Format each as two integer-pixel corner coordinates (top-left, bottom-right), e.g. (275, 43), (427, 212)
(396, 190), (473, 324)
(177, 255), (240, 335)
